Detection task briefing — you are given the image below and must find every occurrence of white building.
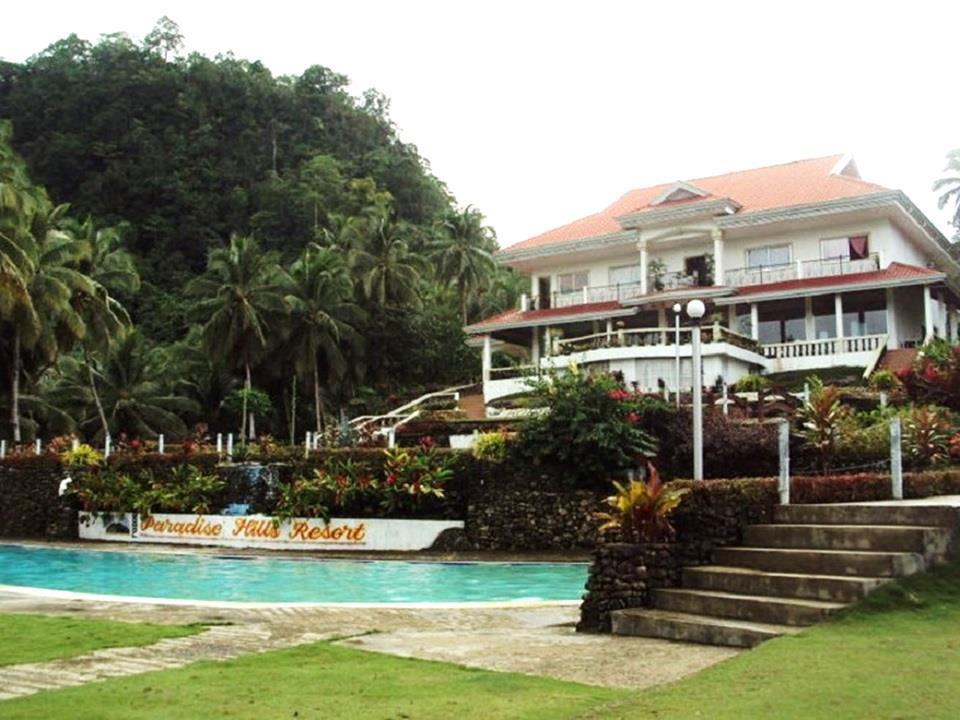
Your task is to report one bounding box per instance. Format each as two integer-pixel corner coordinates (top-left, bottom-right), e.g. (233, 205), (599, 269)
(466, 155), (960, 406)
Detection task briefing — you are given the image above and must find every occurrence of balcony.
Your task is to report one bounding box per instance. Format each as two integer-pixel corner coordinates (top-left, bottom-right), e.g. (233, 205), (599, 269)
(537, 271), (712, 310)
(724, 254), (880, 288)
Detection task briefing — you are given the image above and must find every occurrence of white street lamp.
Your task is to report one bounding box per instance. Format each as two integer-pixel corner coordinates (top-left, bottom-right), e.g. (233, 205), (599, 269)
(686, 299), (706, 481)
(672, 302), (682, 408)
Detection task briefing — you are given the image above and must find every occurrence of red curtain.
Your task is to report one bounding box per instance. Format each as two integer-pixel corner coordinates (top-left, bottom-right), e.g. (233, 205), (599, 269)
(849, 235), (869, 260)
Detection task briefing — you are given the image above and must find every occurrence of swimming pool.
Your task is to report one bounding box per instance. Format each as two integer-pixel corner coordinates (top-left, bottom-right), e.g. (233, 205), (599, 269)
(0, 544), (589, 605)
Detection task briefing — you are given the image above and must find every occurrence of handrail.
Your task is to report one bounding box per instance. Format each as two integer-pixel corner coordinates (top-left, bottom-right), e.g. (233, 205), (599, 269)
(862, 335), (889, 379)
(554, 324), (761, 354)
(350, 384), (469, 434)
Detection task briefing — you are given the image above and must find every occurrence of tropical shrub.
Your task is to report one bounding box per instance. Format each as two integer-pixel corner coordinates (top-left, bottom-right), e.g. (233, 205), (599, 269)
(663, 409), (778, 479)
(472, 431), (509, 463)
(61, 444), (104, 467)
(904, 405), (951, 466)
(868, 369), (898, 392)
(69, 470), (142, 512)
(797, 378), (851, 471)
(596, 464), (689, 542)
(381, 441), (453, 514)
(132, 464), (226, 515)
(273, 474), (333, 525)
(898, 339), (960, 411)
(511, 368), (658, 487)
(734, 374), (770, 393)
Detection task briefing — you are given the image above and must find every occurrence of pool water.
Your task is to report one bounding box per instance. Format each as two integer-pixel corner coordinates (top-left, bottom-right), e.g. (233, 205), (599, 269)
(0, 545), (588, 604)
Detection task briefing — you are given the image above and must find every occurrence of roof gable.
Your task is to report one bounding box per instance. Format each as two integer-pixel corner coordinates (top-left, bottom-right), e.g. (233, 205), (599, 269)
(650, 181), (711, 206)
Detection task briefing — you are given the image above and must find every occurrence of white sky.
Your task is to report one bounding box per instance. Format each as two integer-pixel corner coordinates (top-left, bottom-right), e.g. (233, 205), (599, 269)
(3, 1), (959, 247)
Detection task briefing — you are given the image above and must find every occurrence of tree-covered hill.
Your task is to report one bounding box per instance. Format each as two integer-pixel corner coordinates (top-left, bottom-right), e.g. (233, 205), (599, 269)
(0, 18), (523, 444)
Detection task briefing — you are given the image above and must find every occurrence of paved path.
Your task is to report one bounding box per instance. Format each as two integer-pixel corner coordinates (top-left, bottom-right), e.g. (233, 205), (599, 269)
(0, 593), (738, 697)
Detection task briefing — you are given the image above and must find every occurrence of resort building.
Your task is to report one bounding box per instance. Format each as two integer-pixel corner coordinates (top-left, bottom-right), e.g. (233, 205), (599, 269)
(466, 155), (960, 406)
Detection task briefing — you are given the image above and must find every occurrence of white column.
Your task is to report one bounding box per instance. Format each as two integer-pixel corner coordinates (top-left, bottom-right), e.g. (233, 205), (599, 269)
(804, 296), (815, 341)
(605, 318), (613, 341)
(639, 239), (649, 295)
(520, 293), (529, 311)
(885, 287), (898, 349)
(543, 326), (552, 357)
(835, 293), (845, 340)
(726, 305), (736, 331)
(711, 228), (724, 286)
(482, 334), (492, 384)
(923, 285), (934, 340)
(657, 307), (667, 344)
(531, 327), (540, 365)
(750, 303), (759, 340)
(938, 291), (947, 338)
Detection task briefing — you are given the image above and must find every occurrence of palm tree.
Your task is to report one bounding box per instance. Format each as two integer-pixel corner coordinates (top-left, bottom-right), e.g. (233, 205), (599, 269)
(430, 205), (497, 323)
(1, 200), (89, 442)
(187, 234), (286, 440)
(934, 148), (960, 231)
(350, 217), (422, 307)
(51, 332), (198, 440)
(63, 216), (140, 440)
(282, 245), (364, 435)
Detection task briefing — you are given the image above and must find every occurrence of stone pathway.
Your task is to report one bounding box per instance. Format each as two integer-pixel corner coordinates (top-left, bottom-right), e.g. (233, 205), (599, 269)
(0, 592), (739, 698)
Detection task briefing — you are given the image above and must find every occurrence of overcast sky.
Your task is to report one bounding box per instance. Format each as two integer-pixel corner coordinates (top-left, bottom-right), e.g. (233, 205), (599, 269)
(3, 1), (959, 247)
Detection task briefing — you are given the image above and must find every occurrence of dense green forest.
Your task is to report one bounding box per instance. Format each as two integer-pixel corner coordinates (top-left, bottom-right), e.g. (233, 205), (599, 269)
(0, 18), (524, 444)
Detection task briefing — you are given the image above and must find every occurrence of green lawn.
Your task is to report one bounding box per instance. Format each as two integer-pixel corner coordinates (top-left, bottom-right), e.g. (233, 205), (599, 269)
(3, 561), (960, 718)
(0, 614), (202, 667)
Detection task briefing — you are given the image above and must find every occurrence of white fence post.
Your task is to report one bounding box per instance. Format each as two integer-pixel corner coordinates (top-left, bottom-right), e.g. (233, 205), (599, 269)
(778, 420), (790, 505)
(158, 434), (165, 454)
(35, 438), (42, 455)
(216, 433), (223, 457)
(1, 440), (6, 459)
(227, 433), (234, 459)
(104, 435), (111, 459)
(890, 417), (903, 500)
(304, 431), (311, 458)
(722, 382), (729, 417)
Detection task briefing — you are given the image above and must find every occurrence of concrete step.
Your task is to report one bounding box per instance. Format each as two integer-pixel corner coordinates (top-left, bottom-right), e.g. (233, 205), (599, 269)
(682, 565), (887, 603)
(743, 524), (953, 554)
(713, 546), (925, 578)
(611, 608), (799, 648)
(775, 504), (960, 528)
(651, 588), (847, 626)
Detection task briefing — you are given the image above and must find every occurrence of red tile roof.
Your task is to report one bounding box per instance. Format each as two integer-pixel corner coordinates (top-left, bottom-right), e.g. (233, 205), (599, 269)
(466, 301), (625, 332)
(733, 262), (942, 297)
(505, 155), (889, 253)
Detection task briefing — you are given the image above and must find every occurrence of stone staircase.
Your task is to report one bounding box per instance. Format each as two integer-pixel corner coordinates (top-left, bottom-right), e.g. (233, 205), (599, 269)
(611, 503), (959, 648)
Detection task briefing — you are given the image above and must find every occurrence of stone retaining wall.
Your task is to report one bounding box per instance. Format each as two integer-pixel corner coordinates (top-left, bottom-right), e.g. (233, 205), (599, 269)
(0, 460), (77, 540)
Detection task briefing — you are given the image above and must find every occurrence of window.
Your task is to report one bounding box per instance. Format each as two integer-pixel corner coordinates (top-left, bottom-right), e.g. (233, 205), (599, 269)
(557, 271), (589, 294)
(820, 235), (869, 260)
(842, 291), (886, 337)
(746, 245), (791, 268)
(608, 264), (643, 286)
(758, 299), (806, 344)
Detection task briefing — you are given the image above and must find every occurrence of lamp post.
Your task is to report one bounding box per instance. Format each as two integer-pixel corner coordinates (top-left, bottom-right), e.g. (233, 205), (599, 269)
(672, 302), (682, 408)
(686, 299), (706, 481)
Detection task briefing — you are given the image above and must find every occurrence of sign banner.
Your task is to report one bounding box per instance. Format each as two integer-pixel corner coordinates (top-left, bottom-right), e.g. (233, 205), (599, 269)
(78, 512), (463, 551)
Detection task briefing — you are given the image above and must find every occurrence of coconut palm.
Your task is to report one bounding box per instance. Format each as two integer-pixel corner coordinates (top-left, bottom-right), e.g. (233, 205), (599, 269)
(430, 205), (497, 323)
(1, 199), (90, 441)
(187, 234), (286, 440)
(350, 217), (422, 307)
(63, 216), (140, 440)
(282, 245), (364, 435)
(51, 332), (198, 441)
(934, 148), (960, 230)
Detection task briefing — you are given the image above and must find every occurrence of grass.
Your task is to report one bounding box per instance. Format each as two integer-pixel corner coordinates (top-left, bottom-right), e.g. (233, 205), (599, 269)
(588, 558), (960, 719)
(0, 614), (203, 667)
(0, 641), (622, 720)
(3, 560), (960, 718)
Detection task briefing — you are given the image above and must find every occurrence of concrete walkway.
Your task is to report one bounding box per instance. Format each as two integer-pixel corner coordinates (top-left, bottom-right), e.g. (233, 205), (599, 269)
(0, 592), (738, 697)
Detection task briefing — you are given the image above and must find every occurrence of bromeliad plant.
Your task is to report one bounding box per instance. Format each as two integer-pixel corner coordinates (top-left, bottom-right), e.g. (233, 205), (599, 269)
(904, 405), (951, 467)
(596, 463), (689, 543)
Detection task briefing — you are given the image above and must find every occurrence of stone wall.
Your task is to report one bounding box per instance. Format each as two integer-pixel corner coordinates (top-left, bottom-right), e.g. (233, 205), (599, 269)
(577, 542), (680, 632)
(0, 460), (77, 539)
(462, 461), (607, 550)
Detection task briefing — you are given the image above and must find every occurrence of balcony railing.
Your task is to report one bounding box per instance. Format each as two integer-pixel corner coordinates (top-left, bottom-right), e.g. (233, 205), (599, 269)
(724, 254), (879, 288)
(554, 324), (760, 355)
(535, 272), (709, 310)
(760, 333), (886, 359)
